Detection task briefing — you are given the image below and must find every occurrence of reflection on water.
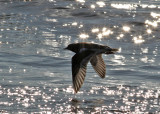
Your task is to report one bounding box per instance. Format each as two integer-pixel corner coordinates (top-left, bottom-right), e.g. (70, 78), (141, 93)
(122, 26), (130, 32)
(0, 84), (159, 113)
(111, 3), (137, 10)
(132, 36), (145, 44)
(79, 33), (89, 39)
(96, 1), (105, 7)
(0, 0), (160, 113)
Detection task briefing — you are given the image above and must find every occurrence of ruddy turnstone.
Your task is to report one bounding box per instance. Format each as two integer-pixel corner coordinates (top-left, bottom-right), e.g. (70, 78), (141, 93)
(65, 42), (118, 93)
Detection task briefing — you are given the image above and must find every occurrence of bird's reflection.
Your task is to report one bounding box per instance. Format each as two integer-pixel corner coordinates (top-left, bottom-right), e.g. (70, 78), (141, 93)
(70, 98), (105, 113)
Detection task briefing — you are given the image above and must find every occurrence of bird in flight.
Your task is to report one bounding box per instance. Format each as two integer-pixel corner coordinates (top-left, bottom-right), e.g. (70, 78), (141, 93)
(65, 42), (118, 93)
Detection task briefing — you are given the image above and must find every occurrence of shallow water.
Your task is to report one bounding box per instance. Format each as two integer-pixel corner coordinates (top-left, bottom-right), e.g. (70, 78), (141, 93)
(0, 0), (160, 113)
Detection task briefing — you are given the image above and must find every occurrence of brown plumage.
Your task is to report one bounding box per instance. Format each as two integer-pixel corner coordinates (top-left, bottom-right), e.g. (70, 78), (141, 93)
(65, 42), (118, 93)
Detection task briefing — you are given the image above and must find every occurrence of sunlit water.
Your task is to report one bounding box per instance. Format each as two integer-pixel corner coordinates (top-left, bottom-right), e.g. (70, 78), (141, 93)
(0, 0), (160, 113)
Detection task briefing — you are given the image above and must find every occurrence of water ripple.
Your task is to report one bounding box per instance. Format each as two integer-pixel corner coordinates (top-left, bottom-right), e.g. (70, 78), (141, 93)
(1, 84), (159, 113)
(0, 0), (160, 113)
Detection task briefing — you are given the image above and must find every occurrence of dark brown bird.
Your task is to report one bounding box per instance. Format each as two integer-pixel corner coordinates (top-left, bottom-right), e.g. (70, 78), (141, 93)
(65, 42), (118, 93)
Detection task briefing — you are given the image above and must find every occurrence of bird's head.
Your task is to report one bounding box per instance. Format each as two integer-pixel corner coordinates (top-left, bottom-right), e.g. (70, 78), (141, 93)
(64, 44), (78, 53)
(64, 44), (71, 50)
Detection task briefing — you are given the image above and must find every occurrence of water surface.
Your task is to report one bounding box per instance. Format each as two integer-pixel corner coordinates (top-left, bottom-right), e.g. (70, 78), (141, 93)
(0, 0), (160, 113)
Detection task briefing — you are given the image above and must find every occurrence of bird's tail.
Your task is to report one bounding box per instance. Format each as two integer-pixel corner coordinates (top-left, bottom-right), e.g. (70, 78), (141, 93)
(105, 48), (119, 54)
(111, 48), (119, 52)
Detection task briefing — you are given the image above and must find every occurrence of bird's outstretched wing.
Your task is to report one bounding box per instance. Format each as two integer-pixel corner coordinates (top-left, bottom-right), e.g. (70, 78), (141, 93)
(72, 50), (94, 93)
(90, 54), (106, 78)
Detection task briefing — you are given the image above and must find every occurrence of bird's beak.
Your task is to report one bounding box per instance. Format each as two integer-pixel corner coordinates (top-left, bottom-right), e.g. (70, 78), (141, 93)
(64, 47), (68, 50)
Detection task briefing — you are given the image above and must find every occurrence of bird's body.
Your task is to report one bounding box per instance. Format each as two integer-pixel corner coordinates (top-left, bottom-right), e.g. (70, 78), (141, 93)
(65, 42), (118, 93)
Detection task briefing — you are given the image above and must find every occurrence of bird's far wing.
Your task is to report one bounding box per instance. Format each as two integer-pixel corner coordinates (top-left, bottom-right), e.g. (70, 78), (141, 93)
(72, 50), (94, 93)
(90, 54), (106, 78)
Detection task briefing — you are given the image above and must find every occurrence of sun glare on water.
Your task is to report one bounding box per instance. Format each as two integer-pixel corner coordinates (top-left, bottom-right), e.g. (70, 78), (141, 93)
(133, 36), (145, 44)
(79, 33), (89, 39)
(123, 26), (130, 32)
(96, 1), (105, 7)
